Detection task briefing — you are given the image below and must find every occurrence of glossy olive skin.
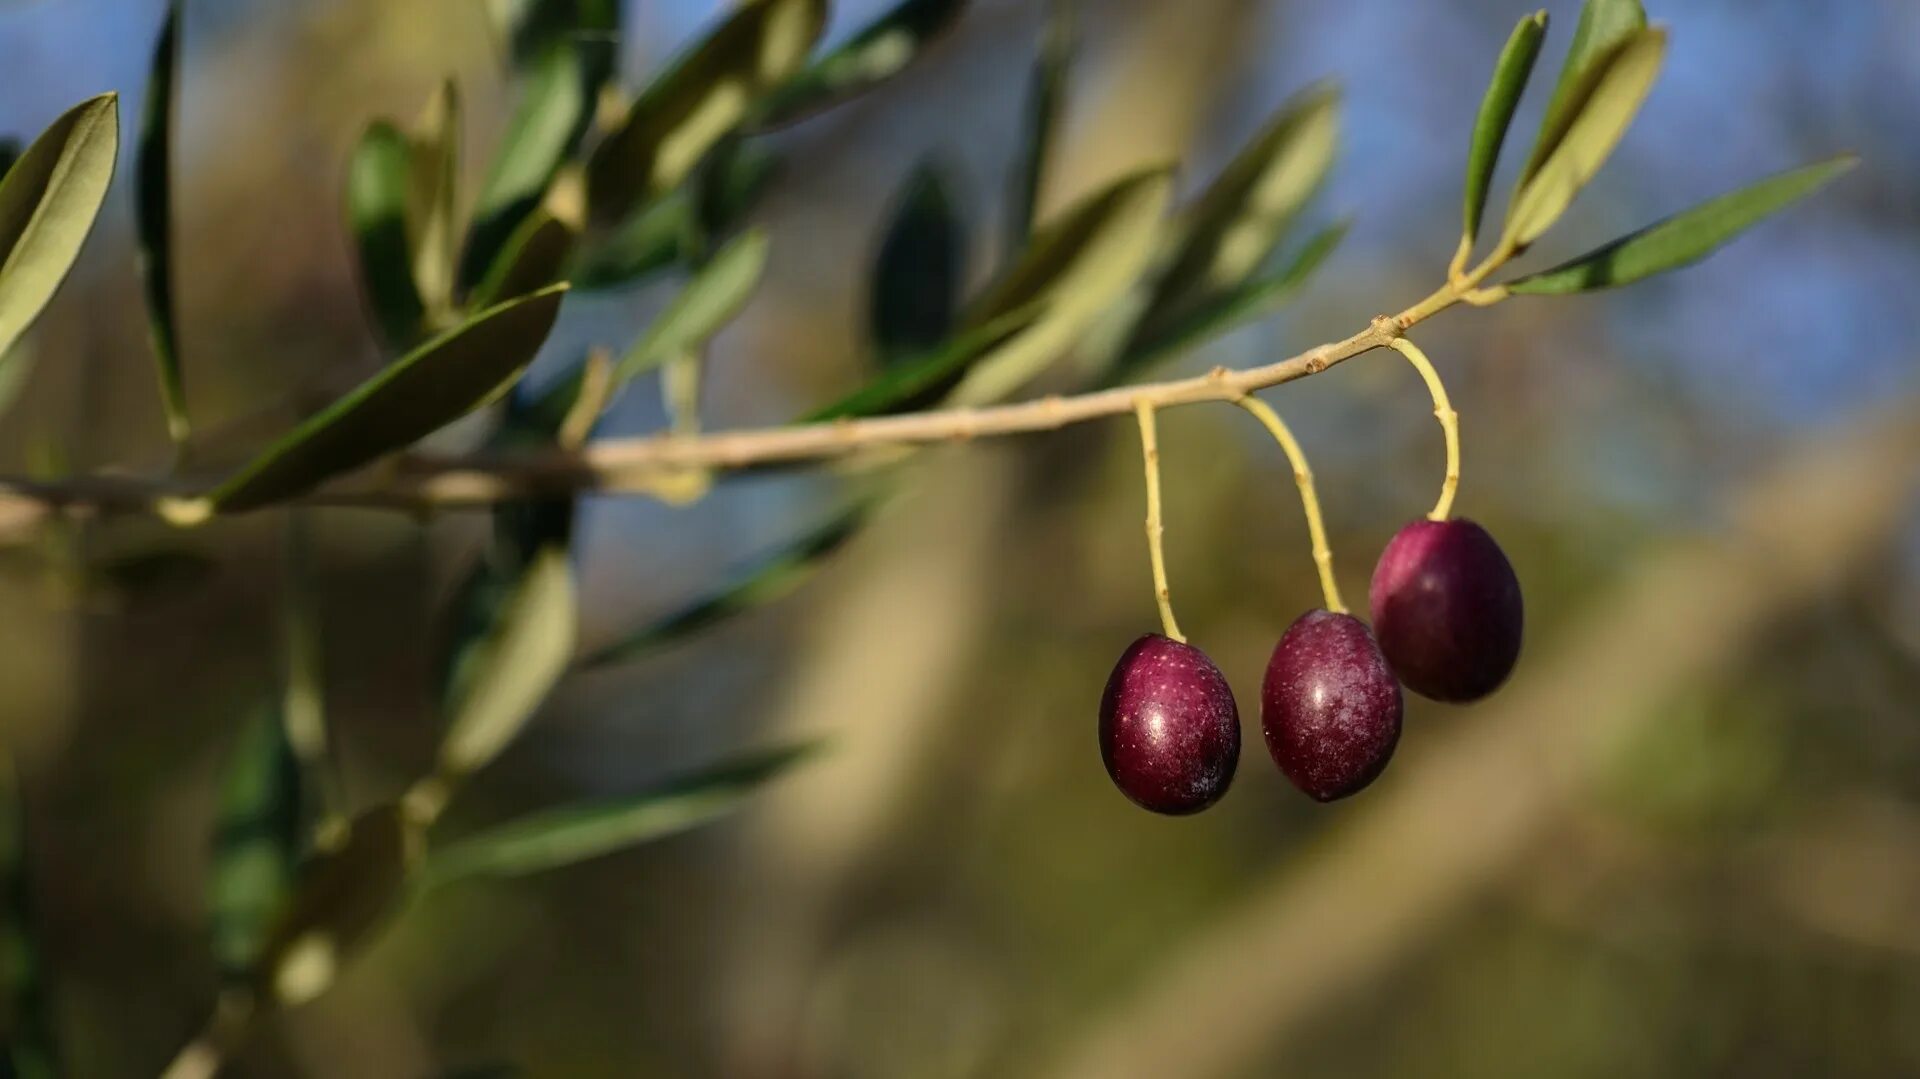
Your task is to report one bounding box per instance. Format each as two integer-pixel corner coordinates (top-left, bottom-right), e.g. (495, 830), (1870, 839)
(1099, 634), (1240, 815)
(1370, 518), (1523, 703)
(1261, 610), (1403, 802)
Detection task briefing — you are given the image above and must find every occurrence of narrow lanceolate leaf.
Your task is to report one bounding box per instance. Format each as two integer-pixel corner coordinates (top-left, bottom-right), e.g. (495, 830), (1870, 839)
(1006, 0), (1074, 251)
(1502, 28), (1665, 250)
(258, 804), (415, 1006)
(407, 81), (462, 316)
(209, 705), (303, 982)
(751, 0), (971, 129)
(948, 165), (1172, 405)
(465, 210), (576, 311)
(571, 142), (778, 290)
(1113, 218), (1348, 382)
(136, 1), (190, 445)
(490, 0), (622, 84)
(1519, 0), (1646, 190)
(805, 310), (1034, 422)
(346, 121), (424, 348)
(587, 0), (827, 225)
(461, 42), (588, 291)
(423, 743), (819, 883)
(437, 545), (576, 779)
(871, 164), (962, 362)
(1462, 12), (1547, 245)
(1507, 156), (1858, 294)
(201, 284), (567, 514)
(612, 228), (769, 384)
(1153, 82), (1339, 319)
(1, 761), (59, 1079)
(581, 500), (877, 669)
(0, 93), (119, 365)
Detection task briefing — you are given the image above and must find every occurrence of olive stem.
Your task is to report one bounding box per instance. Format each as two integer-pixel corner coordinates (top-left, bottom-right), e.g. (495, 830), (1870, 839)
(1133, 401), (1185, 643)
(1232, 395), (1346, 615)
(1387, 337), (1460, 521)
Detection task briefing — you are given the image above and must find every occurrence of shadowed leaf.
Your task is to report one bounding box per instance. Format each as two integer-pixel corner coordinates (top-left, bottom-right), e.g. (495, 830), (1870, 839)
(1462, 11), (1547, 245)
(1006, 0), (1073, 251)
(1, 760), (58, 1079)
(258, 804), (415, 1006)
(1518, 0), (1646, 189)
(437, 545), (576, 779)
(571, 140), (779, 289)
(1508, 156), (1857, 294)
(752, 0), (970, 128)
(0, 139), (18, 180)
(0, 93), (119, 365)
(346, 121), (424, 348)
(424, 743), (820, 883)
(871, 164), (963, 362)
(209, 706), (303, 982)
(202, 285), (567, 514)
(136, 1), (190, 445)
(466, 210), (576, 311)
(462, 43), (588, 290)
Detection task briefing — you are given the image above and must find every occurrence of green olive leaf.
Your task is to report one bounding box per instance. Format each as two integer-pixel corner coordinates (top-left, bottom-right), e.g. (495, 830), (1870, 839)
(136, 1), (190, 445)
(751, 0), (970, 129)
(586, 0), (826, 225)
(1005, 0), (1074, 250)
(209, 704), (303, 983)
(571, 141), (779, 290)
(461, 42), (588, 291)
(609, 227), (769, 388)
(1507, 155), (1858, 294)
(436, 544), (576, 779)
(805, 310), (1036, 423)
(0, 93), (120, 366)
(406, 80), (462, 317)
(346, 120), (425, 348)
(947, 164), (1172, 405)
(423, 743), (819, 884)
(465, 210), (576, 311)
(1502, 27), (1665, 250)
(258, 804), (415, 1007)
(1518, 0), (1646, 190)
(200, 284), (568, 515)
(1462, 11), (1547, 245)
(871, 163), (963, 362)
(0, 759), (59, 1079)
(490, 0), (622, 82)
(0, 139), (19, 181)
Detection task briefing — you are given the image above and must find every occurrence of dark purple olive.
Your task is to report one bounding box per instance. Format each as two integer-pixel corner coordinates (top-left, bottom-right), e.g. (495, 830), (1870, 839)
(1369, 518), (1523, 703)
(1099, 634), (1240, 815)
(1261, 609), (1403, 802)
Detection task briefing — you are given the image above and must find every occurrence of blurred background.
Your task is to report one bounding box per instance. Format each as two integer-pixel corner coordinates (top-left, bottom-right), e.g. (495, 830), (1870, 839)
(3, 0), (1920, 1075)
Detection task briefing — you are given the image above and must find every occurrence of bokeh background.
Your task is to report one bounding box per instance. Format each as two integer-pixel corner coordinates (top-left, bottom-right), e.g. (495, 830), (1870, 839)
(3, 0), (1920, 1075)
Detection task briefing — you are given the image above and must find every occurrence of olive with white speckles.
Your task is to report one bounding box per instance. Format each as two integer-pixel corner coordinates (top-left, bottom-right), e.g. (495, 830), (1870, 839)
(1098, 634), (1240, 815)
(1261, 609), (1403, 802)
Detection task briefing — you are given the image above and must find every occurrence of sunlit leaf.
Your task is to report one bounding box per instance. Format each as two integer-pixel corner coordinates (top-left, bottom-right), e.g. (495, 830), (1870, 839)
(947, 165), (1172, 405)
(258, 804), (415, 1006)
(612, 228), (768, 385)
(1507, 156), (1857, 294)
(871, 164), (963, 362)
(209, 705), (302, 982)
(437, 544), (576, 779)
(1112, 218), (1348, 382)
(581, 499), (877, 669)
(587, 0), (826, 224)
(1005, 0), (1073, 250)
(752, 0), (970, 128)
(462, 42), (588, 291)
(1462, 11), (1547, 245)
(200, 285), (568, 514)
(1502, 27), (1665, 249)
(423, 743), (819, 883)
(805, 310), (1035, 422)
(346, 121), (424, 348)
(407, 80), (462, 316)
(0, 759), (59, 1079)
(1519, 0), (1646, 189)
(571, 140), (779, 290)
(0, 93), (119, 366)
(136, 1), (190, 445)
(465, 210), (576, 311)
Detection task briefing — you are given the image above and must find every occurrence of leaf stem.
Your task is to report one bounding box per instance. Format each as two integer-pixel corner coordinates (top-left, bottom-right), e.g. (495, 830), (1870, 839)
(1232, 395), (1345, 614)
(1134, 401), (1184, 642)
(1386, 337), (1460, 521)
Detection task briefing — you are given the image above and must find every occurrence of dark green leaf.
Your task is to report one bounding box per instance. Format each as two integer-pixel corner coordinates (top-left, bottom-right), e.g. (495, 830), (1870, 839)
(197, 284), (568, 515)
(1112, 218), (1348, 382)
(0, 760), (58, 1079)
(88, 545), (217, 599)
(1502, 27), (1665, 249)
(586, 0), (826, 225)
(461, 42), (589, 291)
(346, 121), (425, 348)
(210, 705), (303, 982)
(1006, 0), (1074, 251)
(805, 311), (1035, 422)
(424, 743), (820, 883)
(0, 93), (120, 365)
(1519, 0), (1646, 189)
(465, 210), (576, 311)
(136, 1), (189, 445)
(871, 164), (963, 362)
(570, 141), (779, 290)
(612, 228), (769, 384)
(1462, 11), (1547, 245)
(437, 545), (576, 779)
(0, 139), (18, 181)
(581, 500), (877, 669)
(752, 0), (970, 129)
(258, 804), (414, 1006)
(491, 0), (621, 83)
(1507, 156), (1857, 294)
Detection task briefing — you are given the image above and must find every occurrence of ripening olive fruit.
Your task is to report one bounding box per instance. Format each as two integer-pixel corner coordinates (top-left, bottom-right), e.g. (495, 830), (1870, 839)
(1369, 517), (1523, 703)
(1261, 609), (1403, 801)
(1099, 634), (1240, 815)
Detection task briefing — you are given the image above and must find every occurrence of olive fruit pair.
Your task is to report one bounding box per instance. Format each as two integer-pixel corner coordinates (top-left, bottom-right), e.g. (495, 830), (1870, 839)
(1098, 518), (1522, 813)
